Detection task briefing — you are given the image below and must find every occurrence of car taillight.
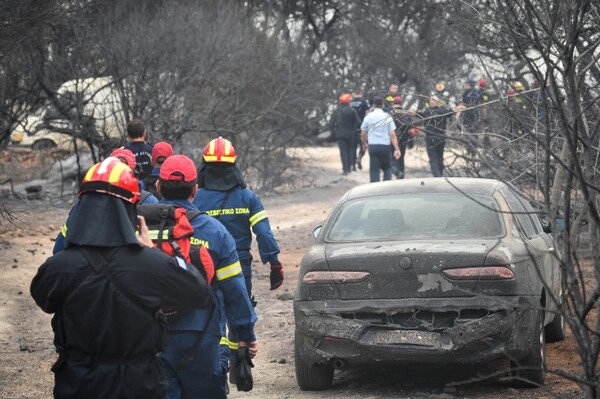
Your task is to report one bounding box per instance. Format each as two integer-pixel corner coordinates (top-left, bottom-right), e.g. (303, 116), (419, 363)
(442, 266), (514, 280)
(302, 271), (371, 284)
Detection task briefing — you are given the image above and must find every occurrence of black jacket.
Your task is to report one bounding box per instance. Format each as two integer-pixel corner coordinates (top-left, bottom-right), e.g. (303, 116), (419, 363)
(30, 193), (210, 399)
(330, 105), (361, 139)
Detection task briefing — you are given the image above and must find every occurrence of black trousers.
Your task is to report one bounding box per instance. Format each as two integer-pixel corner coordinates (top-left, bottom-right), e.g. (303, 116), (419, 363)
(337, 137), (354, 173)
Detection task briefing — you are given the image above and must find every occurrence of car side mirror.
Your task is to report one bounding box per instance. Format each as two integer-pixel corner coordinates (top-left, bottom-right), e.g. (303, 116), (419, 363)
(313, 225), (322, 239)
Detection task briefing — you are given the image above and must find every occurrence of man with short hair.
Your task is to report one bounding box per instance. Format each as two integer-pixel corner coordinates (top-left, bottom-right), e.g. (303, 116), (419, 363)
(156, 155), (258, 398)
(360, 96), (401, 182)
(126, 119), (153, 180)
(31, 158), (210, 399)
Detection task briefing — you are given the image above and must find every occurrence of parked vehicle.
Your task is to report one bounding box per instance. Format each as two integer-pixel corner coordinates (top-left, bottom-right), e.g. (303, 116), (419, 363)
(294, 178), (564, 390)
(10, 77), (126, 151)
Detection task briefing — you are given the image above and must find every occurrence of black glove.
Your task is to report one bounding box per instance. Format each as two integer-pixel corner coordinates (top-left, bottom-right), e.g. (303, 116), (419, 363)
(270, 264), (284, 290)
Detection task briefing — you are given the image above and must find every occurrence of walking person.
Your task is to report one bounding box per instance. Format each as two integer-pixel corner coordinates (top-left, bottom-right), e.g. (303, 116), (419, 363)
(155, 155), (258, 398)
(350, 88), (370, 170)
(360, 96), (401, 182)
(457, 78), (482, 152)
(194, 137), (281, 386)
(194, 136), (283, 300)
(126, 119), (154, 180)
(330, 93), (361, 175)
(31, 158), (211, 399)
(389, 96), (413, 179)
(403, 96), (452, 177)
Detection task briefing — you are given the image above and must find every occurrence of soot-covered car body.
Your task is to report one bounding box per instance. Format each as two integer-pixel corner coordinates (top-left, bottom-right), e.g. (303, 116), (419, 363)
(294, 178), (564, 390)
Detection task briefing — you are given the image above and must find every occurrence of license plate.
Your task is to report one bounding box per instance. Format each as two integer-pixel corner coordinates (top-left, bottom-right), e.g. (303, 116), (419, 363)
(373, 330), (440, 348)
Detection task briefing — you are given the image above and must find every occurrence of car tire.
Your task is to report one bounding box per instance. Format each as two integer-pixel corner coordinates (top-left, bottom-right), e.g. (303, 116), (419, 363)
(545, 290), (566, 343)
(295, 335), (334, 391)
(32, 139), (57, 150)
(510, 309), (545, 387)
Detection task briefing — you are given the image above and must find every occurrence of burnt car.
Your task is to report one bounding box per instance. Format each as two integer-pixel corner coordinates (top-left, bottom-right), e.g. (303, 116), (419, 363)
(294, 178), (564, 390)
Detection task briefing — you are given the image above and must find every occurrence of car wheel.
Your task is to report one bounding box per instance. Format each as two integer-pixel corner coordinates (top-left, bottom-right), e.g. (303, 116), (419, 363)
(295, 334), (334, 391)
(545, 289), (566, 342)
(511, 309), (545, 387)
(32, 139), (57, 150)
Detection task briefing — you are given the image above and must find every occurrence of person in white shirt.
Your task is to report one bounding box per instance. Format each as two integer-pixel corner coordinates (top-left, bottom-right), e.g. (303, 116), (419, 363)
(360, 96), (401, 182)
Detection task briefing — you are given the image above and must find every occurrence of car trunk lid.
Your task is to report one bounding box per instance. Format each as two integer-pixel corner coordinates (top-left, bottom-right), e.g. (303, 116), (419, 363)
(323, 239), (500, 300)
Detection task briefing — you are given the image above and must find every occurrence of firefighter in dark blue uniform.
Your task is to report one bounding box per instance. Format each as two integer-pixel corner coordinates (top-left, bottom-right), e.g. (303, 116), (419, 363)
(157, 155), (258, 398)
(193, 137), (282, 385)
(193, 137), (283, 298)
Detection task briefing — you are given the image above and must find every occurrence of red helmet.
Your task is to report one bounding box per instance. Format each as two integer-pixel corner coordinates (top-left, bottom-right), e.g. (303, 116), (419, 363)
(110, 147), (136, 170)
(203, 136), (237, 164)
(338, 93), (352, 104)
(80, 157), (140, 203)
(393, 96), (403, 104)
(479, 79), (487, 88)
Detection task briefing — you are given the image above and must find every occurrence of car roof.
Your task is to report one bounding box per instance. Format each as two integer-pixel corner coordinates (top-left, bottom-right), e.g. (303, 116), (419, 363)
(345, 178), (504, 200)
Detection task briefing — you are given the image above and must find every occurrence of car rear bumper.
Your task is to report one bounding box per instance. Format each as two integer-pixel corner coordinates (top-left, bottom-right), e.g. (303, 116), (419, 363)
(294, 296), (539, 368)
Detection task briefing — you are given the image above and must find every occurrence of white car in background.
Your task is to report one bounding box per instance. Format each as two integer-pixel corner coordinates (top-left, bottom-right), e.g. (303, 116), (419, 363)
(10, 77), (127, 151)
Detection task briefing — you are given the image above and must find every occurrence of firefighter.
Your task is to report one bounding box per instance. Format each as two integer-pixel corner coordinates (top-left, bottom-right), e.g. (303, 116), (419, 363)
(31, 158), (210, 399)
(330, 93), (362, 175)
(193, 137), (282, 385)
(157, 154), (258, 398)
(194, 137), (283, 299)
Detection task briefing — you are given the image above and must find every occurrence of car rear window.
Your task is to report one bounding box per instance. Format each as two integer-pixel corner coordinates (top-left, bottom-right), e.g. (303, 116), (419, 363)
(327, 193), (504, 241)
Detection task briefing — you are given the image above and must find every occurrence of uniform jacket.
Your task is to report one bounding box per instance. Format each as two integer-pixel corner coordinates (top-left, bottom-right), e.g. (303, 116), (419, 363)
(158, 199), (257, 342)
(193, 187), (280, 265)
(330, 105), (361, 139)
(417, 106), (452, 137)
(349, 97), (370, 122)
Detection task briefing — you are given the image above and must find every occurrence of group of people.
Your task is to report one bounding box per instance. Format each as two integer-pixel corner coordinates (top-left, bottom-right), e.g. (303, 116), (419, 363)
(30, 119), (284, 399)
(330, 83), (453, 181)
(331, 77), (551, 181)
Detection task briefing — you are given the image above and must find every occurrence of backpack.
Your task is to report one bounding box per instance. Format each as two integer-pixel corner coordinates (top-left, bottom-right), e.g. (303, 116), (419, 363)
(137, 204), (215, 319)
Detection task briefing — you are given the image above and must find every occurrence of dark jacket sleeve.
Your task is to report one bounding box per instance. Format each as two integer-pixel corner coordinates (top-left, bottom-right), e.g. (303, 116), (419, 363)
(30, 256), (72, 314)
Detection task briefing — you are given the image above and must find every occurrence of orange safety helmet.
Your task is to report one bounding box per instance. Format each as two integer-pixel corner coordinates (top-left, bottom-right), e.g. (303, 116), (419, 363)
(435, 82), (446, 92)
(79, 157), (141, 203)
(338, 93), (352, 104)
(203, 136), (237, 164)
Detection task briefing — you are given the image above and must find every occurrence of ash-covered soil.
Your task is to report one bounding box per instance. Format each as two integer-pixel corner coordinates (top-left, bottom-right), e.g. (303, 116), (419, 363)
(0, 145), (582, 398)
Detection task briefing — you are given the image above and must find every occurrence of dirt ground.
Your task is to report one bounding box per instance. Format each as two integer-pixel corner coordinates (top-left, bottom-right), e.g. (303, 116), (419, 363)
(0, 145), (584, 398)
